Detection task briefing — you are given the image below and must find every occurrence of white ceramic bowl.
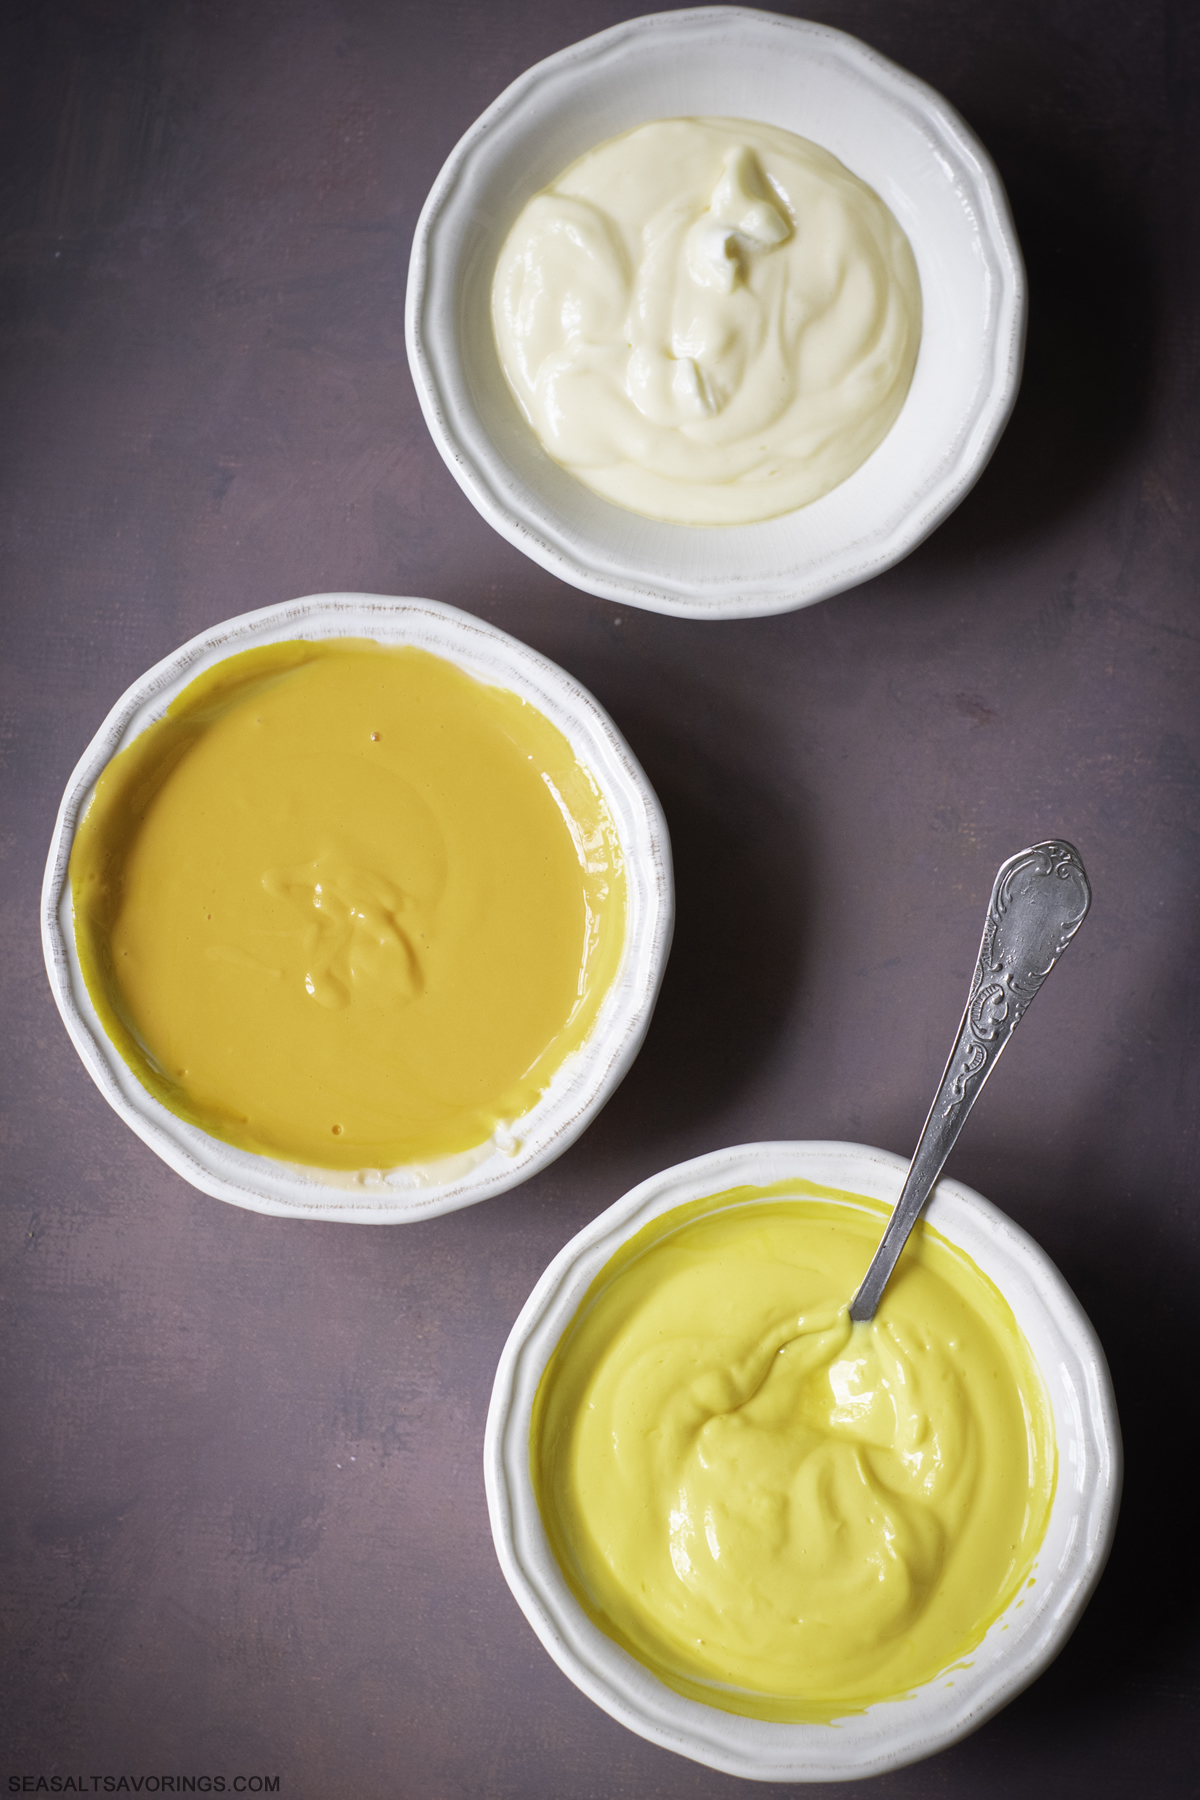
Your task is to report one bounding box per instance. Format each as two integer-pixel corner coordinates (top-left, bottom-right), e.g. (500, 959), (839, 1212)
(407, 7), (1024, 621)
(486, 1141), (1120, 1781)
(42, 594), (673, 1222)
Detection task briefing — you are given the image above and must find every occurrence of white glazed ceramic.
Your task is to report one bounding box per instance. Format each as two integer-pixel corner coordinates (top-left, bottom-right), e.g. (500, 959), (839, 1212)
(407, 7), (1025, 621)
(42, 594), (673, 1222)
(486, 1141), (1120, 1781)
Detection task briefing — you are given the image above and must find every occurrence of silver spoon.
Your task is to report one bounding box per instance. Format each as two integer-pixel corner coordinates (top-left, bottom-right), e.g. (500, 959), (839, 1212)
(849, 840), (1091, 1323)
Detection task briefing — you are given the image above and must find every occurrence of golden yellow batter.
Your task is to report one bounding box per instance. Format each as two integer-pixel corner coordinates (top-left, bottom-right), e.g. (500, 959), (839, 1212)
(532, 1183), (1055, 1722)
(70, 638), (626, 1170)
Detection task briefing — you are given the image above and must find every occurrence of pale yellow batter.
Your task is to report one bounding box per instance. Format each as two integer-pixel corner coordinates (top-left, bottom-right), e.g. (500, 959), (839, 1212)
(532, 1184), (1055, 1721)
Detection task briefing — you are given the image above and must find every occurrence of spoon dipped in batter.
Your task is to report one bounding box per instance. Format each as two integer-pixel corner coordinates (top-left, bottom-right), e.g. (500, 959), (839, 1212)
(850, 840), (1091, 1323)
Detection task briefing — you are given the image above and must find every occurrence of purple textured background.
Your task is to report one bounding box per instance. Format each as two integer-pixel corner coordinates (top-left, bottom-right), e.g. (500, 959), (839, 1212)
(2, 2), (1197, 1795)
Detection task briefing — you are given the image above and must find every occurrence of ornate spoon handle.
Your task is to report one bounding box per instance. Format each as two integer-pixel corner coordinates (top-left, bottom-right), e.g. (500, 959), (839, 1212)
(849, 840), (1091, 1324)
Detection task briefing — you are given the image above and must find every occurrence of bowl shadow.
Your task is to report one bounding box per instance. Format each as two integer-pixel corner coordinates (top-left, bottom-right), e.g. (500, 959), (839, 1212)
(916, 130), (1159, 564)
(945, 1141), (1200, 1740)
(586, 683), (814, 1155)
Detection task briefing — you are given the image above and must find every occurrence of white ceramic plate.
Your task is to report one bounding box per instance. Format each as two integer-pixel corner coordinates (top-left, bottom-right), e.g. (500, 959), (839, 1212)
(407, 7), (1024, 620)
(42, 594), (673, 1222)
(486, 1141), (1120, 1781)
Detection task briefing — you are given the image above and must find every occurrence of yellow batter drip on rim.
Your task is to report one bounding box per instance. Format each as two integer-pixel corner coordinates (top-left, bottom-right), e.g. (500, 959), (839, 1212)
(69, 638), (627, 1171)
(532, 1184), (1055, 1722)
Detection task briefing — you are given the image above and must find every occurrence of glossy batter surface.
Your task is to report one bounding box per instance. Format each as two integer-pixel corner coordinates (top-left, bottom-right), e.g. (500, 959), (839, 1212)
(532, 1185), (1055, 1721)
(70, 640), (626, 1170)
(492, 118), (921, 525)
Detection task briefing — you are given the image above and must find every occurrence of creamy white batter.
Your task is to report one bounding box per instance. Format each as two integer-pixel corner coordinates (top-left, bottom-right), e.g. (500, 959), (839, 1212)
(492, 118), (922, 526)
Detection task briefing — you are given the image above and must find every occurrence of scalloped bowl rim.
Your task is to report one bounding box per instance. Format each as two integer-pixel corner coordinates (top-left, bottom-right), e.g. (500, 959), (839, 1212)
(41, 594), (673, 1222)
(406, 7), (1025, 619)
(485, 1140), (1121, 1781)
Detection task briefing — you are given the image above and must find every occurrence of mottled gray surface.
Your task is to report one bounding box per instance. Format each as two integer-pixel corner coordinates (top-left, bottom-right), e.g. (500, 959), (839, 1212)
(2, 1), (1197, 1795)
